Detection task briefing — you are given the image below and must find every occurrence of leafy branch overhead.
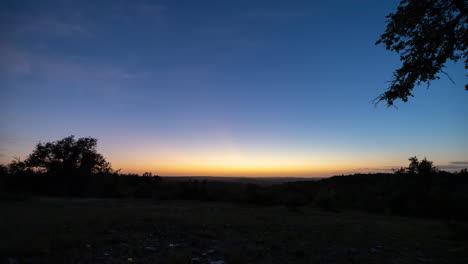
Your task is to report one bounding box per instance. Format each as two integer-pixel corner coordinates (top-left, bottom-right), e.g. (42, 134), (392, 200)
(376, 0), (467, 105)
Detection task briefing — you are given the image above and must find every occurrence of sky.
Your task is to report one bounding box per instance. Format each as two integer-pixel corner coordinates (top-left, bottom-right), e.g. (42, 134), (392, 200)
(0, 0), (467, 177)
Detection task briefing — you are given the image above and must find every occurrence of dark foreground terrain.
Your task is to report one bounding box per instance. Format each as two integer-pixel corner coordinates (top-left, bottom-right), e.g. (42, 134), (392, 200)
(1, 198), (467, 264)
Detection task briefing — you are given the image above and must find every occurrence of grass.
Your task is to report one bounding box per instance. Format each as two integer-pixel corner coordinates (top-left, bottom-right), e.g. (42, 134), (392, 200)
(1, 197), (467, 263)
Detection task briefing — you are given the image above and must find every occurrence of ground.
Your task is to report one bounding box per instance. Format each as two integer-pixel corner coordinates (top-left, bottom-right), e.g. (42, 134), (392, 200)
(1, 197), (467, 264)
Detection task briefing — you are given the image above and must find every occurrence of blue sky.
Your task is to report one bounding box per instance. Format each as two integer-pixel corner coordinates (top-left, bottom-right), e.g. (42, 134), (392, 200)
(1, 0), (467, 176)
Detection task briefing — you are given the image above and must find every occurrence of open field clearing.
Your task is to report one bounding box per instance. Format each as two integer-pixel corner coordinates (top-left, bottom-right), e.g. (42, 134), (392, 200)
(1, 197), (467, 264)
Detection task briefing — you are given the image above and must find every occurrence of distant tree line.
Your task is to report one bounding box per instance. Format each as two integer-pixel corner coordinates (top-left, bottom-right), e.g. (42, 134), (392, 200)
(1, 136), (467, 220)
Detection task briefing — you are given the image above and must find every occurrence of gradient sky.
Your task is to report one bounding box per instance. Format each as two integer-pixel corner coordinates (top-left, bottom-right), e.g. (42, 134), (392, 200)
(1, 0), (467, 177)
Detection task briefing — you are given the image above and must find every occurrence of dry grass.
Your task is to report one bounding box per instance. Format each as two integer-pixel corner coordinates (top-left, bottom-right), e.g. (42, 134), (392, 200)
(1, 197), (467, 263)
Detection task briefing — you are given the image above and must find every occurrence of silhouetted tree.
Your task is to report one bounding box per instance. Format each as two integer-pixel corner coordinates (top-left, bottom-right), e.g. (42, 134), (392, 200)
(407, 156), (420, 174)
(396, 156), (438, 176)
(416, 157), (437, 175)
(0, 164), (7, 189)
(407, 156), (437, 175)
(376, 0), (467, 105)
(25, 136), (112, 176)
(8, 158), (29, 174)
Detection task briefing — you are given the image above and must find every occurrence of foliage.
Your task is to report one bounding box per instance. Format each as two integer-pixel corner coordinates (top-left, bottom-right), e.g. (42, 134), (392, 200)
(376, 0), (467, 105)
(1, 142), (468, 220)
(314, 186), (339, 211)
(394, 156), (437, 175)
(25, 136), (112, 175)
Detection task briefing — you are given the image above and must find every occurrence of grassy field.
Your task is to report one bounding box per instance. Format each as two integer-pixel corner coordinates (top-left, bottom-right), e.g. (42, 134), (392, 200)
(1, 198), (467, 264)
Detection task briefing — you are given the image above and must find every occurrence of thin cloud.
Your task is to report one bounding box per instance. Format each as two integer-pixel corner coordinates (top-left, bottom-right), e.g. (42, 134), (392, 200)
(0, 42), (147, 100)
(1, 12), (92, 38)
(0, 44), (32, 74)
(435, 161), (468, 171)
(0, 135), (37, 164)
(193, 25), (260, 49)
(135, 3), (167, 17)
(0, 45), (135, 81)
(112, 2), (168, 25)
(437, 165), (468, 171)
(245, 9), (306, 22)
(37, 17), (91, 37)
(351, 167), (395, 173)
(451, 161), (468, 165)
(135, 3), (168, 26)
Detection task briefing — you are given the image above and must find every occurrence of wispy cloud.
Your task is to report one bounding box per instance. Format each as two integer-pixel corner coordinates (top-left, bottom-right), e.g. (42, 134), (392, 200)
(350, 167), (395, 173)
(32, 17), (92, 37)
(193, 25), (260, 49)
(437, 165), (468, 171)
(451, 161), (468, 165)
(1, 11), (92, 38)
(109, 2), (168, 25)
(435, 161), (468, 171)
(0, 135), (37, 164)
(135, 3), (167, 17)
(0, 42), (145, 96)
(0, 44), (32, 74)
(2, 41), (129, 76)
(245, 9), (306, 22)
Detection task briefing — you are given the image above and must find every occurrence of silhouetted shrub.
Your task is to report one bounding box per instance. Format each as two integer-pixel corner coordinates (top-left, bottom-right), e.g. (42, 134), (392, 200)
(284, 192), (308, 208)
(314, 187), (339, 212)
(2, 143), (467, 220)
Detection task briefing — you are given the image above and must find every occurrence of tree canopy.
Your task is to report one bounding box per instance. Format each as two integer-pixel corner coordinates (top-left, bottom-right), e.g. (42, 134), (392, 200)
(397, 156), (438, 175)
(25, 135), (112, 176)
(376, 0), (467, 105)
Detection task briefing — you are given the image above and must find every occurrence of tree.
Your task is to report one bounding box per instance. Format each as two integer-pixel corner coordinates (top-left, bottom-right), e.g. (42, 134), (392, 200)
(404, 156), (437, 175)
(376, 0), (467, 106)
(25, 136), (112, 176)
(7, 158), (29, 174)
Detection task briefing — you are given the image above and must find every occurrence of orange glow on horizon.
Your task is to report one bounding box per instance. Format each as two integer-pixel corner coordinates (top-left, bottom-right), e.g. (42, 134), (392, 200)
(64, 135), (464, 178)
(107, 151), (399, 177)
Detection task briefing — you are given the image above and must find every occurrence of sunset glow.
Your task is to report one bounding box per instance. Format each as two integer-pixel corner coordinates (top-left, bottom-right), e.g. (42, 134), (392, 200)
(1, 0), (467, 177)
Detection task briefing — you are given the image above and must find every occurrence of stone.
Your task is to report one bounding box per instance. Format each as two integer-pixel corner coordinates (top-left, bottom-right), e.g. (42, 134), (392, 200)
(7, 258), (18, 264)
(191, 257), (201, 263)
(144, 246), (157, 251)
(370, 247), (380, 253)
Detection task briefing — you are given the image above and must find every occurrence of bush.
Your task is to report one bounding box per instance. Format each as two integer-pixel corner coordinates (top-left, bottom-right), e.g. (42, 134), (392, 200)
(314, 187), (339, 212)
